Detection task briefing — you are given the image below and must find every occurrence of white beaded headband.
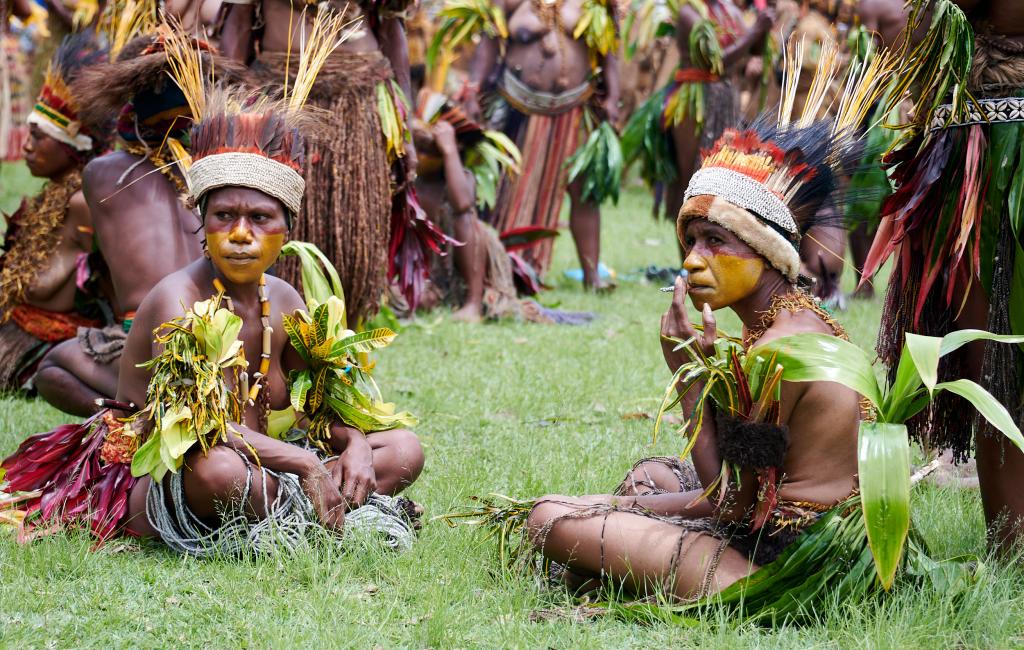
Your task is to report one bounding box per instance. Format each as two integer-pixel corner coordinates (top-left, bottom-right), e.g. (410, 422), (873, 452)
(188, 152), (305, 216)
(684, 167), (798, 235)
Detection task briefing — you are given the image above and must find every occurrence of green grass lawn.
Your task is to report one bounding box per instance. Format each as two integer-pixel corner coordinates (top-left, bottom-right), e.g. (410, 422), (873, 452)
(1, 170), (1022, 648)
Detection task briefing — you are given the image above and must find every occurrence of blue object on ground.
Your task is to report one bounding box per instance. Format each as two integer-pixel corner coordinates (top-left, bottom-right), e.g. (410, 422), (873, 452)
(564, 262), (613, 282)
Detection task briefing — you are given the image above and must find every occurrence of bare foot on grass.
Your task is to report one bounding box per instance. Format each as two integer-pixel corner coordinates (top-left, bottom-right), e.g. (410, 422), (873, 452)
(451, 304), (483, 323)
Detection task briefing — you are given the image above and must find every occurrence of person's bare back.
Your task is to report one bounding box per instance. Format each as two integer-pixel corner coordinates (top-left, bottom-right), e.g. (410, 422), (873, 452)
(83, 151), (203, 317)
(750, 309), (861, 506)
(960, 0), (1024, 39)
(857, 0), (908, 46)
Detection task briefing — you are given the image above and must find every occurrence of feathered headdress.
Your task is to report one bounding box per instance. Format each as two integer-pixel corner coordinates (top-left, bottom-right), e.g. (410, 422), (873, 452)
(29, 33), (109, 155)
(71, 31), (245, 152)
(679, 36), (895, 283)
(167, 8), (356, 218)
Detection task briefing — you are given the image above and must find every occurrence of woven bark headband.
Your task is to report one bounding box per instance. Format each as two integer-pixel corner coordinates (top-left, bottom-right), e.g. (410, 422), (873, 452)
(188, 152), (306, 216)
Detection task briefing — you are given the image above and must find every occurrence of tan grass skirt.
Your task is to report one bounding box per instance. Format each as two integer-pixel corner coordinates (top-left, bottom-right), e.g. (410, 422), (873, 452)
(253, 51), (394, 324)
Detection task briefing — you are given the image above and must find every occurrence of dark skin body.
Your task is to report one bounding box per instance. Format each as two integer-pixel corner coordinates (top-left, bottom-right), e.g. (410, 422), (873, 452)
(7, 126), (93, 314)
(665, 2), (773, 260)
(33, 152), (203, 416)
(528, 218), (859, 599)
(220, 1), (417, 171)
(163, 0), (222, 37)
(414, 121), (487, 323)
(117, 186), (423, 538)
(464, 0), (620, 290)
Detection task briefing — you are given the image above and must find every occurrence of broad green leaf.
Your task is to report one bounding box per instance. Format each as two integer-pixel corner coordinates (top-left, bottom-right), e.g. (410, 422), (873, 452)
(885, 349), (924, 420)
(938, 329), (1024, 357)
(267, 406), (298, 440)
(858, 421), (911, 590)
(750, 334), (884, 409)
(130, 433), (164, 479)
(160, 422), (197, 473)
(904, 333), (941, 391)
(935, 379), (1024, 453)
(211, 308), (243, 365)
(321, 296), (348, 340)
(158, 406), (196, 474)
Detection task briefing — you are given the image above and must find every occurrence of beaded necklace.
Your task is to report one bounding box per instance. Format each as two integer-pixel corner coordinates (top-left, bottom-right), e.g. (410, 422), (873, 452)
(212, 275), (274, 410)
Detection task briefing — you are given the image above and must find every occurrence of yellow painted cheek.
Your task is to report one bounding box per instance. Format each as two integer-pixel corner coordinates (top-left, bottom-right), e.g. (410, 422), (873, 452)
(206, 231), (229, 255)
(706, 254), (764, 306)
(256, 233), (286, 268)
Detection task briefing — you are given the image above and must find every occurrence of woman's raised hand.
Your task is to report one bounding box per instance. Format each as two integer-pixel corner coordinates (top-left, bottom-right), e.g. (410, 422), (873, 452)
(660, 275), (717, 374)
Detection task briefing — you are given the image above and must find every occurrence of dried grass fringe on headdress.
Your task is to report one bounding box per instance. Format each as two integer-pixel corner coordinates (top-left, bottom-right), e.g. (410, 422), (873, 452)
(71, 36), (248, 137)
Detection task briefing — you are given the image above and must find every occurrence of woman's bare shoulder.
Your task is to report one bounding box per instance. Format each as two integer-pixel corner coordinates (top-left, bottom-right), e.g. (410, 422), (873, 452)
(265, 274), (307, 314)
(133, 265), (206, 328)
(751, 306), (836, 347)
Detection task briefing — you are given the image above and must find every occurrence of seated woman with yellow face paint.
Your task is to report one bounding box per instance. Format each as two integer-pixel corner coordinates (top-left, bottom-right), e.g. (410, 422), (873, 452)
(523, 68), (877, 600)
(1, 58), (424, 552)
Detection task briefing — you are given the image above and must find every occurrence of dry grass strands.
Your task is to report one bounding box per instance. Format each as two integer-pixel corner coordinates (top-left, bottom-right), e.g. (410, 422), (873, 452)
(284, 4), (365, 111)
(104, 0), (159, 61)
(159, 20), (215, 125)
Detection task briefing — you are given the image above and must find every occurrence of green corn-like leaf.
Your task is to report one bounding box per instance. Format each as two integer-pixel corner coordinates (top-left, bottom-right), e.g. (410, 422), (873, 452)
(280, 241), (347, 322)
(750, 334), (884, 409)
(858, 421), (911, 590)
(934, 379), (1024, 453)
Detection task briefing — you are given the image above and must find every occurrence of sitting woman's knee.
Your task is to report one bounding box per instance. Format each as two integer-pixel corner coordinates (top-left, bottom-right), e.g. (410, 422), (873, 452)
(36, 341), (74, 373)
(393, 428), (425, 479)
(526, 495), (569, 544)
(185, 446), (248, 501)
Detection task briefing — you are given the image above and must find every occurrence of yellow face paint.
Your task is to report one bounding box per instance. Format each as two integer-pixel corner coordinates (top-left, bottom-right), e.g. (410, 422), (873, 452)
(686, 253), (765, 310)
(207, 229), (285, 285)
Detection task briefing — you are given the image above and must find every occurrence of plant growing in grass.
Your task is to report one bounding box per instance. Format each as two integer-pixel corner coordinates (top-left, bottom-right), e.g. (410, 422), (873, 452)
(750, 329), (1024, 588)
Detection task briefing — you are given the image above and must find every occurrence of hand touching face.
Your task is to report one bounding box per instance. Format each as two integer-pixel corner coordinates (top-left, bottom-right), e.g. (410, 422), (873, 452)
(203, 186), (289, 285)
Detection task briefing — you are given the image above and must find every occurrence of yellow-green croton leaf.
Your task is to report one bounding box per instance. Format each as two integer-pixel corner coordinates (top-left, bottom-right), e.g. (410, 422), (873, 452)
(158, 405), (197, 475)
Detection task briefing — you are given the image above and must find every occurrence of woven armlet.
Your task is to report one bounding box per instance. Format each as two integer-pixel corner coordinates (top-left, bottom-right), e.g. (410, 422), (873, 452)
(714, 413), (789, 469)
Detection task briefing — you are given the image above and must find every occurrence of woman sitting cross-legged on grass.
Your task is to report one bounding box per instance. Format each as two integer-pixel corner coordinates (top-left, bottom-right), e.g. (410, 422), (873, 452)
(1, 63), (424, 552)
(526, 52), (885, 602)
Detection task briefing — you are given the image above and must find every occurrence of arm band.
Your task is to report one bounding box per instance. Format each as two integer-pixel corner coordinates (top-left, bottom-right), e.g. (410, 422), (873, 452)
(714, 413), (789, 469)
